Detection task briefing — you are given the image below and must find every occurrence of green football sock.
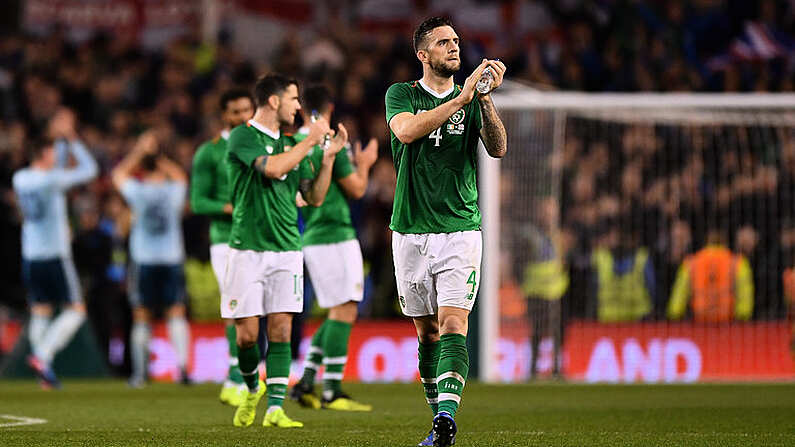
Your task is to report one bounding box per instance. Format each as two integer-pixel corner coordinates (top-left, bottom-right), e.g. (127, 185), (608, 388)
(265, 342), (291, 408)
(238, 343), (260, 392)
(226, 325), (243, 384)
(418, 339), (441, 415)
(436, 333), (469, 418)
(321, 319), (352, 400)
(301, 320), (327, 385)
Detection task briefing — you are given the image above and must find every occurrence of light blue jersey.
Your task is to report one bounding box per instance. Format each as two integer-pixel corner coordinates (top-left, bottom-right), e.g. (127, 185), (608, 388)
(12, 140), (98, 260)
(121, 179), (186, 265)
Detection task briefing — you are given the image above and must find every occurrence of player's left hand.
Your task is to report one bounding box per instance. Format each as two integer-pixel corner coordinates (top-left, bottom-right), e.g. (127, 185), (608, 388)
(325, 123), (349, 159)
(482, 59), (506, 95)
(354, 138), (378, 170)
(135, 130), (159, 155)
(48, 108), (77, 140)
(295, 192), (308, 207)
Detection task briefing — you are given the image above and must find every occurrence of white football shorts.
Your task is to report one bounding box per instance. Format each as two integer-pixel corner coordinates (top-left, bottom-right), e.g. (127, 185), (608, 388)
(303, 239), (364, 309)
(221, 248), (303, 319)
(210, 243), (229, 296)
(392, 230), (482, 317)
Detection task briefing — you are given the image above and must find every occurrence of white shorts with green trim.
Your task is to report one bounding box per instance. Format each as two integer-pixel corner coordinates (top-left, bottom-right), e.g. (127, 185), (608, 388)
(221, 247), (303, 319)
(303, 239), (364, 309)
(392, 230), (482, 317)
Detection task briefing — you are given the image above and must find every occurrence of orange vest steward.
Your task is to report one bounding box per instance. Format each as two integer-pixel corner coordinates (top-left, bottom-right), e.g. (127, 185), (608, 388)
(687, 247), (738, 322)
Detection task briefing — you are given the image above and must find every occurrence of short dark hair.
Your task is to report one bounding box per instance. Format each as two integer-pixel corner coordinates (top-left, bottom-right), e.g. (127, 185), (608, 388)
(253, 73), (298, 108)
(219, 87), (253, 111)
(413, 16), (454, 53)
(302, 84), (333, 115)
(140, 154), (158, 172)
(29, 135), (54, 161)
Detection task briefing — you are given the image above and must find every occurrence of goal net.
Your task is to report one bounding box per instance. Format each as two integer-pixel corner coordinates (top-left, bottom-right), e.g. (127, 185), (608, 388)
(479, 89), (795, 383)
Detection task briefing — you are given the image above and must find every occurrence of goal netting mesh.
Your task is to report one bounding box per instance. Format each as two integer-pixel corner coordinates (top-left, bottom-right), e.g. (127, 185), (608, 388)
(480, 90), (795, 383)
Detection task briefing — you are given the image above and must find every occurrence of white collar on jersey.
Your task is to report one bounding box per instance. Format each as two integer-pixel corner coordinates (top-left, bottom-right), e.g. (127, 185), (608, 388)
(418, 79), (454, 99)
(247, 119), (280, 139)
(220, 129), (230, 140)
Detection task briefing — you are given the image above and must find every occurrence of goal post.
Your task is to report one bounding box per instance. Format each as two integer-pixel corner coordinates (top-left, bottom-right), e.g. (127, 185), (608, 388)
(477, 89), (795, 383)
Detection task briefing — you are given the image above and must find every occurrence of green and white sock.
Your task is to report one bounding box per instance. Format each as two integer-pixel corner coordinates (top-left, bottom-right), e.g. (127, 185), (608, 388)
(265, 342), (291, 408)
(436, 333), (469, 418)
(225, 325), (243, 385)
(301, 320), (326, 385)
(321, 319), (352, 400)
(238, 343), (260, 392)
(418, 339), (441, 415)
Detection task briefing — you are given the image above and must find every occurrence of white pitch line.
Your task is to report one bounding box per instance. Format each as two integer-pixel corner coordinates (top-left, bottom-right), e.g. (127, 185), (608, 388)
(0, 414), (48, 428)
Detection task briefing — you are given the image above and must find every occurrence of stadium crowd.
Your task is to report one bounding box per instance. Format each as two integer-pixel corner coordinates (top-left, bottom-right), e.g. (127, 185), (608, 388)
(0, 0), (793, 371)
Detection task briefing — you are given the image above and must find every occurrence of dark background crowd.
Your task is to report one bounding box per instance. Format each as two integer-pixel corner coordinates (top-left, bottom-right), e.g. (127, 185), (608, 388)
(0, 0), (793, 354)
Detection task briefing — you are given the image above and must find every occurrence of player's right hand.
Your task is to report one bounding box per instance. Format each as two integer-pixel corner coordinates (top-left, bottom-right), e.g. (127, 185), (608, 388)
(459, 59), (490, 105)
(354, 138), (378, 169)
(307, 116), (332, 146)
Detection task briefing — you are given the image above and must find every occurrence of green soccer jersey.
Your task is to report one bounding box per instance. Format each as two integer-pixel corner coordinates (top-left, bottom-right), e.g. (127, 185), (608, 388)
(385, 80), (483, 234)
(190, 132), (232, 245)
(294, 130), (357, 247)
(227, 121), (314, 252)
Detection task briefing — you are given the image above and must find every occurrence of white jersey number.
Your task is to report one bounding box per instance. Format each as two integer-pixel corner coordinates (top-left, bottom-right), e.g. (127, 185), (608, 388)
(429, 127), (443, 147)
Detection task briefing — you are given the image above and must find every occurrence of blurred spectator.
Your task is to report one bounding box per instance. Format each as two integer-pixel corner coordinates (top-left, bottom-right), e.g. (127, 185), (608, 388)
(590, 229), (656, 323)
(519, 197), (567, 379)
(668, 228), (753, 322)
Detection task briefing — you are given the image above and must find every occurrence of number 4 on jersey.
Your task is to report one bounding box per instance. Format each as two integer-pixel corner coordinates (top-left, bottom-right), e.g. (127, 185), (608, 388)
(429, 127), (443, 147)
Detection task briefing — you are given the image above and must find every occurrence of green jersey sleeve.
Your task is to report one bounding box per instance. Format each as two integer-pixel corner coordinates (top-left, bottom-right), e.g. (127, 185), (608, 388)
(228, 126), (265, 168)
(190, 142), (226, 215)
(333, 148), (355, 180)
(385, 83), (414, 124)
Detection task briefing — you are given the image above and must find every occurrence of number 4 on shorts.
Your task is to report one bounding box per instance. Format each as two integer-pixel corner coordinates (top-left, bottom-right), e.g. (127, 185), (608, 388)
(466, 270), (476, 300)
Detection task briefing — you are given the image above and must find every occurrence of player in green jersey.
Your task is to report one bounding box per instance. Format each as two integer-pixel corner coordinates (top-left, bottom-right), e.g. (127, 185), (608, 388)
(223, 73), (348, 429)
(385, 17), (507, 447)
(190, 88), (254, 406)
(288, 85), (378, 412)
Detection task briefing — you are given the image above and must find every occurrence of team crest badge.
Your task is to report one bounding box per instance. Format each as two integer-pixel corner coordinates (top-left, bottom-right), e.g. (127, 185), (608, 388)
(266, 145), (274, 154)
(229, 299), (238, 310)
(450, 109), (466, 124)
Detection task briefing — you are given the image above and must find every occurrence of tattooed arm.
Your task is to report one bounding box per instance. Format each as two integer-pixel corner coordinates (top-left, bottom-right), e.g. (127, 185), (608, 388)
(478, 94), (507, 158)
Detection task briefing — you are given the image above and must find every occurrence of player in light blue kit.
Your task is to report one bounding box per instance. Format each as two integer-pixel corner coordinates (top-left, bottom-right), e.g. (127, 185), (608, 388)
(112, 130), (191, 387)
(13, 109), (98, 389)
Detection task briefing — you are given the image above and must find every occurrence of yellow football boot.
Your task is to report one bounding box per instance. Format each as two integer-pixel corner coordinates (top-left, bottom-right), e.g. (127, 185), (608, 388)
(232, 381), (265, 427)
(262, 407), (303, 428)
(322, 393), (373, 412)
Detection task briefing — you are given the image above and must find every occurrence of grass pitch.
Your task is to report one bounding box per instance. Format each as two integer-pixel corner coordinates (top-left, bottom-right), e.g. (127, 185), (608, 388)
(1, 380), (794, 446)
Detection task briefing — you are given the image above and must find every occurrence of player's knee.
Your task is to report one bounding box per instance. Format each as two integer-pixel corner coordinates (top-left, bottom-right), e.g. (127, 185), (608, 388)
(132, 307), (151, 323)
(418, 331), (440, 344)
(165, 304), (185, 319)
(439, 316), (467, 336)
(329, 301), (358, 323)
(266, 323), (291, 343)
(31, 304), (53, 317)
(236, 330), (257, 348)
(68, 303), (86, 314)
